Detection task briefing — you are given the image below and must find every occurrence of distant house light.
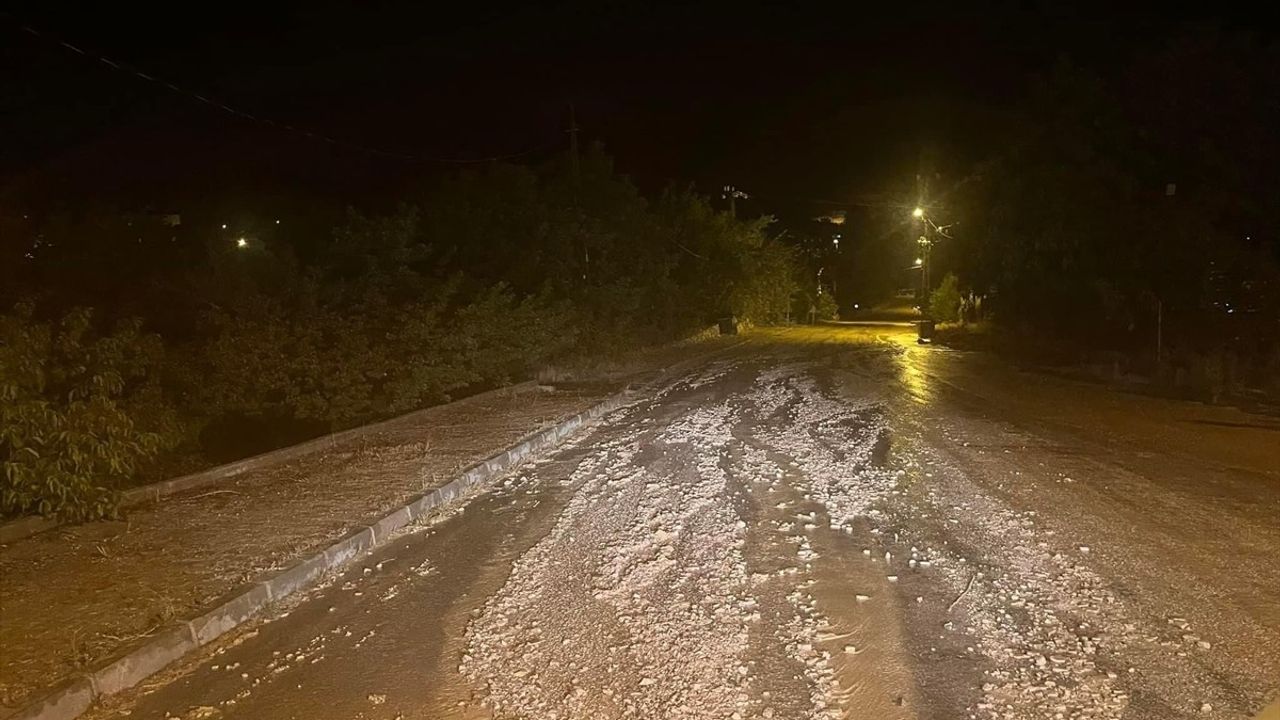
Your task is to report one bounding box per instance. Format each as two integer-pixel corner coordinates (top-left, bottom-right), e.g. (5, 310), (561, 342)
(221, 223), (228, 229)
(236, 237), (248, 248)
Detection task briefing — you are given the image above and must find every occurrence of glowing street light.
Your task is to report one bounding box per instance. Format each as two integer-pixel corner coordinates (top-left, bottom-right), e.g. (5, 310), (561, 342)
(236, 237), (248, 249)
(912, 207), (924, 219)
(914, 257), (923, 267)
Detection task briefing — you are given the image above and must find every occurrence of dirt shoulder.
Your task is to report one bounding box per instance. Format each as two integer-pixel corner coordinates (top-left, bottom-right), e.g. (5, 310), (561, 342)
(932, 322), (1280, 414)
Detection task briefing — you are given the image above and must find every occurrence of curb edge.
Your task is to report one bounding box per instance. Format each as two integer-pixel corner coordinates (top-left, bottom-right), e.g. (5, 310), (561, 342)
(8, 337), (745, 720)
(8, 391), (633, 720)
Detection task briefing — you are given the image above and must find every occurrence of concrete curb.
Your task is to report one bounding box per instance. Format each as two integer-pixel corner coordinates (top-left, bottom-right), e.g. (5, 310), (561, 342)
(8, 339), (746, 720)
(9, 391), (636, 720)
(0, 381), (539, 545)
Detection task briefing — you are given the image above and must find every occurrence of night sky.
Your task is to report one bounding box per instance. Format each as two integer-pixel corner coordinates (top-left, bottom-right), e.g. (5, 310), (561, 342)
(0, 2), (1258, 220)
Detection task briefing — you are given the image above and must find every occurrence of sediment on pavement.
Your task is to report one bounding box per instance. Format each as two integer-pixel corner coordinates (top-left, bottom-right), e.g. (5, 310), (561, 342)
(0, 337), (738, 717)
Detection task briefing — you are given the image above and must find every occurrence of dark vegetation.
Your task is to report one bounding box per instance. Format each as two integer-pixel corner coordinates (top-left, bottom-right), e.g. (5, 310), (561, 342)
(936, 32), (1280, 399)
(1, 148), (798, 520)
(5, 30), (1278, 521)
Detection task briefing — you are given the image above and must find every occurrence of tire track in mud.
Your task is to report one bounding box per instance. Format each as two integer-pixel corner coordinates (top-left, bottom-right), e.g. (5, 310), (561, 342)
(461, 373), (758, 719)
(831, 345), (1260, 720)
(461, 358), (918, 719)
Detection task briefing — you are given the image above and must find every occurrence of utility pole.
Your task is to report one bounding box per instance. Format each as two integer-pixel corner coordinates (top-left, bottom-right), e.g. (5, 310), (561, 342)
(567, 104), (587, 281)
(912, 205), (954, 313)
(1156, 298), (1163, 367)
(915, 149), (931, 305)
(722, 185), (749, 218)
(921, 224), (931, 303)
(568, 103), (580, 188)
(923, 227), (932, 298)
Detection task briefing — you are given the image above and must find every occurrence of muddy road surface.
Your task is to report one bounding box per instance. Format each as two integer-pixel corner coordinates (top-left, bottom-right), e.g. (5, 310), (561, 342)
(85, 326), (1280, 720)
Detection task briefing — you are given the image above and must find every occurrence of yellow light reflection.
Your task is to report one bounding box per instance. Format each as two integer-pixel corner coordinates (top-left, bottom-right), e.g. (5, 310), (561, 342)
(894, 336), (932, 404)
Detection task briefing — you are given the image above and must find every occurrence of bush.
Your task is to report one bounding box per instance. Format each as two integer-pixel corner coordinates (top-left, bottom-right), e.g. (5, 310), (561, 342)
(1, 306), (176, 520)
(929, 273), (963, 323)
(447, 284), (579, 387)
(3, 150), (807, 521)
(814, 289), (839, 321)
(732, 239), (800, 324)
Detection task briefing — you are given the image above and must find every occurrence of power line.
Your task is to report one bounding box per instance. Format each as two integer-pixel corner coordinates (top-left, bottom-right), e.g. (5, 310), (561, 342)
(14, 21), (559, 165)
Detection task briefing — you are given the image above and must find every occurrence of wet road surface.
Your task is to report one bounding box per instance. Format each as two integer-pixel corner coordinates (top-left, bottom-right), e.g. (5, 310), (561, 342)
(85, 326), (1280, 720)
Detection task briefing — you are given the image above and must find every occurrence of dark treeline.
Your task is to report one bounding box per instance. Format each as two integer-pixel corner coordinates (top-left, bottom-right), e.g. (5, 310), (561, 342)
(936, 31), (1280, 394)
(0, 146), (797, 520)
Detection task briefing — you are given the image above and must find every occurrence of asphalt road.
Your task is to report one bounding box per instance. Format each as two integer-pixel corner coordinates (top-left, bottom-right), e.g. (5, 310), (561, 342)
(85, 325), (1280, 720)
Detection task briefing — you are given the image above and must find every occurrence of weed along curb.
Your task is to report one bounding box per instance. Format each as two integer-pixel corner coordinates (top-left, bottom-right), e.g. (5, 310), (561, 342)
(11, 388), (636, 720)
(0, 381), (539, 546)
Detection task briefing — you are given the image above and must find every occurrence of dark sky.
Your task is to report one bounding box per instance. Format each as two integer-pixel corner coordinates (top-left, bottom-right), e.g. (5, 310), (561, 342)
(0, 1), (1257, 218)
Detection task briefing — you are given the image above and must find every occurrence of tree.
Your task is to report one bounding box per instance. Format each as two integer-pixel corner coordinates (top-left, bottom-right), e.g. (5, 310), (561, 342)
(929, 273), (962, 323)
(2, 147), (806, 520)
(947, 31), (1280, 356)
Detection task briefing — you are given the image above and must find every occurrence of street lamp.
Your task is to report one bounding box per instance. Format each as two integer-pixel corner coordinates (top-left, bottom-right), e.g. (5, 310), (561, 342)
(909, 206), (957, 313)
(236, 237), (248, 249)
(912, 208), (931, 306)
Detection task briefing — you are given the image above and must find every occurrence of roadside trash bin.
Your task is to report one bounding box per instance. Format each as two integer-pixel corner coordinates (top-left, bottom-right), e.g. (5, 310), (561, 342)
(718, 316), (739, 335)
(917, 319), (935, 344)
